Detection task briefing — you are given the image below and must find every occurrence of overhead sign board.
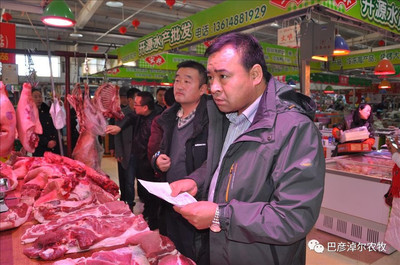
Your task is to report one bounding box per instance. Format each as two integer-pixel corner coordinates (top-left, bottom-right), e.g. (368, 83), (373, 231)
(110, 0), (322, 63)
(321, 0), (400, 35)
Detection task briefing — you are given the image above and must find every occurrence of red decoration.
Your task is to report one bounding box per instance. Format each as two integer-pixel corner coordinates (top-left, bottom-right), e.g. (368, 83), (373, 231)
(132, 19), (140, 30)
(119, 26), (127, 35)
(378, 40), (385, 47)
(2, 13), (12, 22)
(92, 45), (99, 52)
(166, 0), (175, 9)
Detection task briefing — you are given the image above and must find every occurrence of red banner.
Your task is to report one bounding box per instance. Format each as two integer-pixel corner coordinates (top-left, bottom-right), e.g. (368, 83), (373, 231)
(0, 22), (16, 64)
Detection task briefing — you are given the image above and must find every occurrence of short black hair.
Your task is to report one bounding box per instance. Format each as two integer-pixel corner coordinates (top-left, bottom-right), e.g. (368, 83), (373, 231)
(32, 88), (41, 94)
(205, 32), (271, 83)
(177, 60), (207, 86)
(156, 87), (167, 94)
(137, 91), (154, 110)
(164, 87), (175, 107)
(127, 87), (140, 99)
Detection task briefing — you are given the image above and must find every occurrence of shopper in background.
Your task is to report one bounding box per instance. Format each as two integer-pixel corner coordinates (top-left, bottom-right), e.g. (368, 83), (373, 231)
(147, 87), (175, 163)
(170, 33), (325, 265)
(332, 103), (375, 147)
(32, 88), (60, 156)
(106, 91), (162, 229)
(151, 61), (209, 264)
(114, 88), (140, 211)
(108, 85), (130, 157)
(154, 87), (167, 113)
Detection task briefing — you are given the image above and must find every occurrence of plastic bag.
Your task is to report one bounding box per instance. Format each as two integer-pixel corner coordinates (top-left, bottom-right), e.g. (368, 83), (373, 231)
(385, 197), (400, 251)
(50, 98), (66, 129)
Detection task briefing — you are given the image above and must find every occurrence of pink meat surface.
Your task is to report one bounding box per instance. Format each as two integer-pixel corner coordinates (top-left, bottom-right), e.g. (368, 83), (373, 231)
(0, 203), (32, 231)
(16, 83), (42, 153)
(0, 81), (17, 157)
(22, 206), (149, 260)
(52, 246), (149, 265)
(0, 161), (18, 191)
(67, 83), (123, 172)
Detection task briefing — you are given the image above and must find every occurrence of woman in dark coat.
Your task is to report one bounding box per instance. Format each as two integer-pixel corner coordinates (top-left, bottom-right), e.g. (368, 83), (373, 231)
(31, 88), (60, 156)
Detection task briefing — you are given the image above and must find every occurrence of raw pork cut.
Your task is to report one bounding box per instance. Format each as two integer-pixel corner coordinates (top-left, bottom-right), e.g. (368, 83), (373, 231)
(44, 152), (119, 197)
(93, 83), (124, 120)
(52, 246), (149, 265)
(22, 205), (148, 260)
(0, 161), (18, 191)
(0, 81), (16, 157)
(67, 83), (123, 172)
(16, 82), (42, 153)
(23, 201), (132, 242)
(0, 202), (32, 231)
(125, 231), (195, 265)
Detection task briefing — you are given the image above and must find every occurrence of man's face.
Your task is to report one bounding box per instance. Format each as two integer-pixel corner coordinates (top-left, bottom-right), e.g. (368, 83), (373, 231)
(32, 91), (43, 107)
(174, 67), (205, 106)
(156, 90), (166, 106)
(207, 45), (256, 114)
(133, 96), (147, 116)
(128, 97), (135, 111)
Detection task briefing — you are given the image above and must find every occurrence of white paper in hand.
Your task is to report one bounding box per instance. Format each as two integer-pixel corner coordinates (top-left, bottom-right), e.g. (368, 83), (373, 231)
(138, 180), (197, 206)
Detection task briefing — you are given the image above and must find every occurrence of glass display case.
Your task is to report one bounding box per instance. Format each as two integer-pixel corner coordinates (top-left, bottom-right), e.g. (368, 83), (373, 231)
(316, 151), (395, 254)
(325, 151), (394, 182)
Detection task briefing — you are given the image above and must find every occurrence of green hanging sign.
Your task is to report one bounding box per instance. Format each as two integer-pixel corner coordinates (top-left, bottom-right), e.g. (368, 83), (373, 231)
(329, 48), (400, 71)
(321, 0), (400, 35)
(110, 0), (323, 63)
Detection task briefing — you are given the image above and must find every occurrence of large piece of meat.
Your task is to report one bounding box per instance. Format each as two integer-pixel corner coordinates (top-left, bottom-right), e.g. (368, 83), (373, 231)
(67, 83), (123, 172)
(16, 82), (42, 153)
(52, 231), (196, 265)
(52, 246), (149, 265)
(0, 81), (17, 157)
(0, 203), (32, 231)
(22, 202), (149, 261)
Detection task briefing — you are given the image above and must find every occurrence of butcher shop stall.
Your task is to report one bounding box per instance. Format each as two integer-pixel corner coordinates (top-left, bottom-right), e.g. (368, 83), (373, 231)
(0, 78), (194, 264)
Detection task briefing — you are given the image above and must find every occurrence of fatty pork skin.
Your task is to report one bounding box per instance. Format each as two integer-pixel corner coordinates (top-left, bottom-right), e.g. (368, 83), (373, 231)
(0, 81), (17, 157)
(16, 83), (42, 153)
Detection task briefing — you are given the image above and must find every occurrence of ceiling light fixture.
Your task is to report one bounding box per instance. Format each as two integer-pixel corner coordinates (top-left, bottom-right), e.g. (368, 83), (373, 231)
(378, 79), (391, 89)
(106, 1), (124, 8)
(374, 57), (396, 75)
(70, 26), (83, 38)
(333, 34), (350, 56)
(324, 85), (335, 94)
(270, 20), (280, 28)
(41, 0), (76, 27)
(311, 55), (328, 62)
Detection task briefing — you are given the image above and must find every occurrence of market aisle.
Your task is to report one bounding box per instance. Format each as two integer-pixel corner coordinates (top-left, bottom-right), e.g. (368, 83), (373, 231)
(101, 156), (144, 215)
(101, 156), (399, 265)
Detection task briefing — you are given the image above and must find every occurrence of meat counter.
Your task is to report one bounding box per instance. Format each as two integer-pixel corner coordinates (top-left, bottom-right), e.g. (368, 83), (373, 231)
(315, 151), (396, 254)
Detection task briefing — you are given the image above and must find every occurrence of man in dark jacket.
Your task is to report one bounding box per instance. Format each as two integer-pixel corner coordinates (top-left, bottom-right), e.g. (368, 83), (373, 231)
(32, 88), (60, 156)
(114, 88), (140, 211)
(106, 91), (161, 229)
(171, 33), (325, 265)
(151, 61), (209, 264)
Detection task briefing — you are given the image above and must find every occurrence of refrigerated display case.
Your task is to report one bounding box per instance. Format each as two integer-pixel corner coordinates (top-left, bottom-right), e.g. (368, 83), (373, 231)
(315, 151), (396, 254)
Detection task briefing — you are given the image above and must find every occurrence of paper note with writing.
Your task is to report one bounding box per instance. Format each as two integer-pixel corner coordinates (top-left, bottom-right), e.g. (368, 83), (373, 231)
(138, 180), (197, 206)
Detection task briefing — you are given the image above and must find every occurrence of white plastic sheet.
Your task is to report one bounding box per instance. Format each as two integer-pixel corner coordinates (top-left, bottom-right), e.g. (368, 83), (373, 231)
(49, 98), (66, 130)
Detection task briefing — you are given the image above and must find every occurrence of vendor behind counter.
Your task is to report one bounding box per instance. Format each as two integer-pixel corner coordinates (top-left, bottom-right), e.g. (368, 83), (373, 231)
(331, 103), (375, 156)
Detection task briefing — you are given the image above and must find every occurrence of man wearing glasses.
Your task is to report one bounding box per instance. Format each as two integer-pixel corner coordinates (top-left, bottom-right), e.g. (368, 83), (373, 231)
(106, 91), (162, 230)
